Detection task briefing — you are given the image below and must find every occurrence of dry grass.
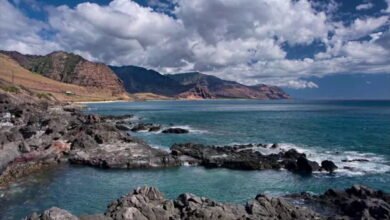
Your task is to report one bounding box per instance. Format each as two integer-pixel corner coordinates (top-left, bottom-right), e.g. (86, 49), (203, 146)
(0, 54), (132, 102)
(131, 92), (171, 101)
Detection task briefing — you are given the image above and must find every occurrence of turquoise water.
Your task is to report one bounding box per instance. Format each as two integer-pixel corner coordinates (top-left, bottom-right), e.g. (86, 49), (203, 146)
(1, 100), (390, 219)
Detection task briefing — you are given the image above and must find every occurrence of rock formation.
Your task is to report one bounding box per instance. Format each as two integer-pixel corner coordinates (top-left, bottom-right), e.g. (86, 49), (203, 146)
(25, 185), (390, 220)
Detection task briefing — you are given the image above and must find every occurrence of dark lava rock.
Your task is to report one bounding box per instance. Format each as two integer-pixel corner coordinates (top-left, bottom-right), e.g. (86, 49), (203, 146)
(171, 143), (284, 170)
(115, 124), (131, 131)
(341, 158), (370, 162)
(296, 156), (320, 173)
(27, 186), (321, 219)
(162, 127), (189, 134)
(130, 123), (161, 132)
(293, 185), (390, 219)
(321, 160), (338, 173)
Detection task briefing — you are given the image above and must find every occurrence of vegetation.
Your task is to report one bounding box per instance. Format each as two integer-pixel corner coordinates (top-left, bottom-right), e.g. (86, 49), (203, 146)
(62, 54), (82, 82)
(1, 85), (20, 93)
(29, 56), (53, 76)
(36, 92), (52, 100)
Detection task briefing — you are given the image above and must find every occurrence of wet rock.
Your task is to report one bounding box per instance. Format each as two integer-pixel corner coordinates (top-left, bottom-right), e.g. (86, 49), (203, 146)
(295, 156), (320, 173)
(341, 158), (370, 162)
(321, 160), (338, 173)
(171, 143), (283, 170)
(282, 148), (303, 160)
(131, 123), (161, 132)
(115, 124), (131, 131)
(294, 185), (390, 219)
(162, 128), (189, 134)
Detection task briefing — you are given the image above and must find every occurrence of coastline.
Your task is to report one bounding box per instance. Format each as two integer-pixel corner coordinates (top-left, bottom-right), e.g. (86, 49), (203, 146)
(1, 91), (390, 220)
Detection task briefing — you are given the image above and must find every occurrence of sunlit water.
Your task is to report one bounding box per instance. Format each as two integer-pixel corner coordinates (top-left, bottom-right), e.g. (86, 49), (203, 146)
(1, 100), (390, 219)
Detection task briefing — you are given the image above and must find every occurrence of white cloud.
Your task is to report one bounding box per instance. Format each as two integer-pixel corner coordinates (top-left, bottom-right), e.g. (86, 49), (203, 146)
(385, 0), (390, 12)
(356, 2), (374, 11)
(0, 0), (59, 54)
(0, 0), (389, 89)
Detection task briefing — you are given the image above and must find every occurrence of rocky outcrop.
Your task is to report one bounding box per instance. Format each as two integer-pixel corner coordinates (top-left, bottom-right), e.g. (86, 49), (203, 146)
(0, 92), (178, 186)
(171, 143), (337, 174)
(28, 185), (390, 220)
(26, 186), (322, 220)
(290, 185), (390, 219)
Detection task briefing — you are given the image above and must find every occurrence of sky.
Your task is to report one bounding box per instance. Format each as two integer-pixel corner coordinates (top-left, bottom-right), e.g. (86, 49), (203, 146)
(0, 0), (389, 99)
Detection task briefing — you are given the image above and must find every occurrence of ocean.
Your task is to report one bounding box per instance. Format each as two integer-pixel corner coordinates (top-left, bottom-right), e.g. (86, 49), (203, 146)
(1, 100), (390, 219)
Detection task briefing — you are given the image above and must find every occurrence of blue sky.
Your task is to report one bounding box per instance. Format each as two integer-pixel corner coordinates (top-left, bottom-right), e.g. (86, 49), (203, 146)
(1, 0), (390, 99)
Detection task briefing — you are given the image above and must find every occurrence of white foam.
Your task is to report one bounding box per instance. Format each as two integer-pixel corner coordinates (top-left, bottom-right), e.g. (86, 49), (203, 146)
(156, 125), (208, 134)
(150, 144), (170, 152)
(227, 142), (390, 177)
(277, 143), (390, 176)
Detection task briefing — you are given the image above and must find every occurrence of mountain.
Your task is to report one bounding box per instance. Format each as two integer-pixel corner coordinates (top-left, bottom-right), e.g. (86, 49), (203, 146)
(1, 51), (126, 96)
(111, 67), (289, 99)
(110, 65), (189, 96)
(167, 72), (290, 99)
(0, 54), (130, 102)
(1, 50), (289, 100)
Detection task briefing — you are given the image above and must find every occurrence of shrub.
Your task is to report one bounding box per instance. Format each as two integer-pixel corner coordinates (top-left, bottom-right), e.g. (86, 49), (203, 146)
(2, 86), (20, 93)
(36, 92), (52, 100)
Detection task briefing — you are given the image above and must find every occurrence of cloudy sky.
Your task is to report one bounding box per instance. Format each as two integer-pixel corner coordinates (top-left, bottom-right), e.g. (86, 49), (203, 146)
(1, 0), (390, 98)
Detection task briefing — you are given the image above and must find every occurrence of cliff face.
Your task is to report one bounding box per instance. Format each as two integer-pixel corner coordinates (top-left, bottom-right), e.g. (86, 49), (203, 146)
(169, 72), (290, 99)
(1, 51), (126, 95)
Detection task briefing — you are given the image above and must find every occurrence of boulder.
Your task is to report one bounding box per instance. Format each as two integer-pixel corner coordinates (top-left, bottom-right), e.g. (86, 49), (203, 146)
(296, 156), (320, 174)
(321, 160), (338, 173)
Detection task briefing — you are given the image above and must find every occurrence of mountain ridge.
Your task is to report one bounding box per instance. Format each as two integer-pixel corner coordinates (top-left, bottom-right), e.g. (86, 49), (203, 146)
(0, 50), (290, 100)
(111, 66), (290, 99)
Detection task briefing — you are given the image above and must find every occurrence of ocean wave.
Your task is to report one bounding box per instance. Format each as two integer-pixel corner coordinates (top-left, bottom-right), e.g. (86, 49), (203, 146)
(265, 143), (390, 176)
(155, 125), (208, 134)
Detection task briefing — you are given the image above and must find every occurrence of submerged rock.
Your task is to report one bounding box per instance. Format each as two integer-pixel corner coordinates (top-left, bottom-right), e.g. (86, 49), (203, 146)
(162, 127), (189, 134)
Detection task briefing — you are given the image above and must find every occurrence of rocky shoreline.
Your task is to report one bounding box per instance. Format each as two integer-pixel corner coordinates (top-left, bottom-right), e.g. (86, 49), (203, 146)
(1, 91), (390, 219)
(25, 185), (390, 220)
(0, 92), (178, 186)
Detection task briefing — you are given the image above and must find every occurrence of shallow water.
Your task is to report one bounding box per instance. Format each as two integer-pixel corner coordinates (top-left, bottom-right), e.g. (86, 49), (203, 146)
(1, 100), (390, 219)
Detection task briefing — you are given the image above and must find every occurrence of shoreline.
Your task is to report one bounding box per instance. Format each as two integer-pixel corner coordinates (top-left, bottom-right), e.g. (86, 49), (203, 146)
(1, 91), (390, 220)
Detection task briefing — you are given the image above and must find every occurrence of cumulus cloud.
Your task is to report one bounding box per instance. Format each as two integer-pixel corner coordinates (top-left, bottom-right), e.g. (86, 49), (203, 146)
(0, 0), (390, 89)
(356, 2), (374, 11)
(0, 0), (59, 54)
